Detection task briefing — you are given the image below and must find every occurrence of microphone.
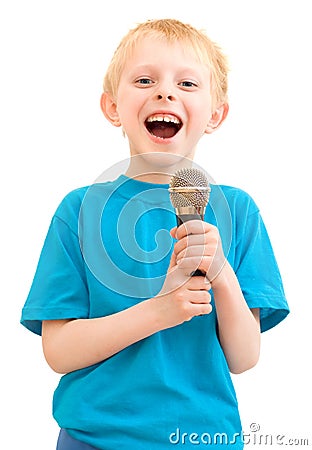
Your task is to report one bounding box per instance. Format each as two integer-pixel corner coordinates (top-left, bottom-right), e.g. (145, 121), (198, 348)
(169, 167), (210, 226)
(169, 167), (211, 276)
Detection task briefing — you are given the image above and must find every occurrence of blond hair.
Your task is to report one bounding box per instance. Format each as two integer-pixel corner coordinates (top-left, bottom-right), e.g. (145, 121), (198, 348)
(103, 19), (229, 109)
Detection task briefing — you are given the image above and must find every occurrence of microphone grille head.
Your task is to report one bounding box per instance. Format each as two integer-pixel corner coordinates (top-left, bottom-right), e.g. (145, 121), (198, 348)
(169, 168), (211, 208)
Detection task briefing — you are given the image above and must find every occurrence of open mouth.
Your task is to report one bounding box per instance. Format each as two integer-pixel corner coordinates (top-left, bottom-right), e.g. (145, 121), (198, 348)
(145, 114), (183, 139)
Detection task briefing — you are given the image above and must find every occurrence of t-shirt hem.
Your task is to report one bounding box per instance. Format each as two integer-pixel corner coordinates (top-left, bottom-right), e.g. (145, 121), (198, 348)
(243, 294), (290, 332)
(20, 307), (88, 335)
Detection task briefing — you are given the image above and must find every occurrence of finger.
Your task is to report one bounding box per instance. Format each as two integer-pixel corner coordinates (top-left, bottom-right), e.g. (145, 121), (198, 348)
(187, 275), (212, 292)
(177, 253), (209, 269)
(170, 226), (178, 239)
(193, 303), (213, 316)
(176, 220), (210, 240)
(174, 234), (208, 255)
(187, 289), (211, 304)
(167, 250), (177, 271)
(187, 291), (213, 318)
(175, 244), (207, 261)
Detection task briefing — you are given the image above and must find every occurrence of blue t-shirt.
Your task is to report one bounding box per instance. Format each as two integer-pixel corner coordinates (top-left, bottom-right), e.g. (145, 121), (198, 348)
(21, 175), (289, 449)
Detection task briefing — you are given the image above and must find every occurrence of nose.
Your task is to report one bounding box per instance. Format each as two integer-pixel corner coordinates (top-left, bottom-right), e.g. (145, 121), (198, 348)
(154, 82), (176, 102)
(156, 93), (174, 101)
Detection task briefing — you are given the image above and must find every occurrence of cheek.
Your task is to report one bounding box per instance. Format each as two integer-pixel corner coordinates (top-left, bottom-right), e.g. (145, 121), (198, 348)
(189, 113), (211, 136)
(116, 104), (133, 129)
(116, 93), (142, 124)
(187, 97), (212, 127)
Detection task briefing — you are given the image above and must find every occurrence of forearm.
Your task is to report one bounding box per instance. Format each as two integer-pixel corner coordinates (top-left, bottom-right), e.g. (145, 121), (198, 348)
(212, 261), (261, 374)
(42, 270), (212, 375)
(42, 298), (163, 374)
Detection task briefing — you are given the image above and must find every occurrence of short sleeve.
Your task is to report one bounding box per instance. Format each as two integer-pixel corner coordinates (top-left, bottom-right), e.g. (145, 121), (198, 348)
(234, 206), (289, 332)
(20, 215), (90, 335)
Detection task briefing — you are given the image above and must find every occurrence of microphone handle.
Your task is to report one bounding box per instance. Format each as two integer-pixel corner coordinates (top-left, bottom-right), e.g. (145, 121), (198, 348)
(176, 213), (204, 226)
(176, 213), (205, 277)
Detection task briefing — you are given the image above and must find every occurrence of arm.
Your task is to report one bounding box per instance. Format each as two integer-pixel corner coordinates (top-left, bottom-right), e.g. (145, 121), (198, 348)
(42, 254), (212, 374)
(210, 263), (260, 374)
(42, 301), (164, 374)
(173, 221), (261, 374)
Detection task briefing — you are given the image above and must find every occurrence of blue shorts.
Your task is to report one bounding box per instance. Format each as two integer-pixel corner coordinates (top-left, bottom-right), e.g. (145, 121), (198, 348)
(56, 429), (98, 449)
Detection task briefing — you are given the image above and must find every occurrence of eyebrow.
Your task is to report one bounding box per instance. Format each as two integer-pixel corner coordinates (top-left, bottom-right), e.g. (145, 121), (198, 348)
(127, 64), (157, 74)
(128, 64), (206, 79)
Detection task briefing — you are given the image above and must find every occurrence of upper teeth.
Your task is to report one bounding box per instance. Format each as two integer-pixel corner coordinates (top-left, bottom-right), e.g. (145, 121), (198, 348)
(147, 114), (181, 124)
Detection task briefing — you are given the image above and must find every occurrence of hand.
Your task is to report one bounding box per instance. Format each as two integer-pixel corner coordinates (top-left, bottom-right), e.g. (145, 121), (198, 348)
(154, 250), (212, 328)
(171, 220), (226, 285)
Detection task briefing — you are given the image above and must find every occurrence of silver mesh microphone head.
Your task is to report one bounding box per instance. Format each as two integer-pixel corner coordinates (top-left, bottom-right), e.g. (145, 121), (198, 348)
(169, 168), (211, 209)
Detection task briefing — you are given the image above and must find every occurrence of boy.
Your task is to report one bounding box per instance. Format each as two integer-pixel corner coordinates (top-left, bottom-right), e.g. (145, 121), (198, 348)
(21, 19), (289, 449)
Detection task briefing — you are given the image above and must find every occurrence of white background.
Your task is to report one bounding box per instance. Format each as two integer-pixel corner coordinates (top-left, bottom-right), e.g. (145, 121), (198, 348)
(1, 0), (311, 448)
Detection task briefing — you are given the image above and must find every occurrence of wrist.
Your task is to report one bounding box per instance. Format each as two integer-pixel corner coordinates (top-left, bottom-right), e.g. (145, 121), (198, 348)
(144, 296), (169, 332)
(210, 260), (233, 291)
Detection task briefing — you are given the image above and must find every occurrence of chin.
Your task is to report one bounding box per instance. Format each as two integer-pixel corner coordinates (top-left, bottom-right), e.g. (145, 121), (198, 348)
(129, 151), (194, 179)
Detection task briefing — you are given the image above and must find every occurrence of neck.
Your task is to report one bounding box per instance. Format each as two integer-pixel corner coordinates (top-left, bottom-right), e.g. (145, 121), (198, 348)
(125, 153), (194, 184)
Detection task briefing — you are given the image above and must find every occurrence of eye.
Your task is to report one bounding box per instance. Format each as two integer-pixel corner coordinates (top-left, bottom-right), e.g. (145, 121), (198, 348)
(179, 80), (198, 88)
(135, 78), (154, 86)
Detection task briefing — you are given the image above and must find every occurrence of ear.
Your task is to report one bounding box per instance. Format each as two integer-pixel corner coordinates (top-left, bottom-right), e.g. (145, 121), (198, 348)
(100, 92), (121, 127)
(205, 103), (229, 134)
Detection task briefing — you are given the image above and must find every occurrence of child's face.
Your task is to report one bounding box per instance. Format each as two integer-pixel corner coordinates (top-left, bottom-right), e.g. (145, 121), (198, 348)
(104, 37), (223, 164)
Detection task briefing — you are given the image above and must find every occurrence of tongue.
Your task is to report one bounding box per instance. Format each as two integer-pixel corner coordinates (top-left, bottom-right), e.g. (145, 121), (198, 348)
(151, 123), (177, 139)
